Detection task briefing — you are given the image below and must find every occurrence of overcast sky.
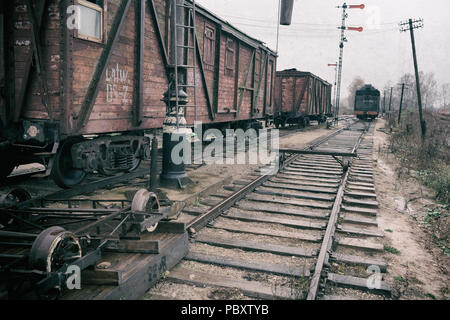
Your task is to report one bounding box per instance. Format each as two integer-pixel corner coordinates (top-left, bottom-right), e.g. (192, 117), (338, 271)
(196, 0), (450, 100)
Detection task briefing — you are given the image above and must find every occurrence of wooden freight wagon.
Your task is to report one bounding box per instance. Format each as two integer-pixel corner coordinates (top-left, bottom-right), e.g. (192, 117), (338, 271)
(273, 69), (332, 128)
(0, 0), (277, 187)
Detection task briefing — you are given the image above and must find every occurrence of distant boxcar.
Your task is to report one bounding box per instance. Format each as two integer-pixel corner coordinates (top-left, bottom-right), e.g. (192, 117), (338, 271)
(0, 0), (276, 187)
(273, 69), (332, 128)
(354, 84), (380, 120)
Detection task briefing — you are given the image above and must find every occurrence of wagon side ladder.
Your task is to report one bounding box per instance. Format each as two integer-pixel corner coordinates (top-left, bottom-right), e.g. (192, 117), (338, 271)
(174, 0), (198, 125)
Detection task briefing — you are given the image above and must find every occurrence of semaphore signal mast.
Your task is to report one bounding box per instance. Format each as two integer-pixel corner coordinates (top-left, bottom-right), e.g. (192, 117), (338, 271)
(334, 3), (364, 122)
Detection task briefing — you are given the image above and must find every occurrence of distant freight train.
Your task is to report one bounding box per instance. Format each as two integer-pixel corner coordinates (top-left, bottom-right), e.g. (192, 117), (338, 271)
(354, 84), (380, 120)
(273, 69), (332, 128)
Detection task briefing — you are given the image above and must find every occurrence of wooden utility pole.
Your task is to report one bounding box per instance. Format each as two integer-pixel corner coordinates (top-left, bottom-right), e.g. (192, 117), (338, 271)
(388, 87), (393, 119)
(398, 83), (406, 124)
(383, 90), (386, 114)
(400, 18), (425, 139)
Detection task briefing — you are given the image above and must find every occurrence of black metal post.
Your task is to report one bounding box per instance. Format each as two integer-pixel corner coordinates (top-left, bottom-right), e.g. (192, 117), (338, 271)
(161, 0), (193, 189)
(408, 19), (426, 139)
(335, 4), (348, 124)
(398, 83), (405, 124)
(388, 87), (393, 119)
(149, 135), (158, 191)
(400, 18), (425, 139)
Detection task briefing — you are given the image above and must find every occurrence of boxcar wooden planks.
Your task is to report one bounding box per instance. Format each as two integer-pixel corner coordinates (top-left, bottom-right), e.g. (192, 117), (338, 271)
(3, 0), (277, 139)
(273, 69), (332, 125)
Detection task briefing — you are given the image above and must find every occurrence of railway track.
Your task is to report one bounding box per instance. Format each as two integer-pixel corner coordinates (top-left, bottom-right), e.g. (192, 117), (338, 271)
(1, 120), (338, 199)
(147, 119), (391, 300)
(0, 118), (353, 299)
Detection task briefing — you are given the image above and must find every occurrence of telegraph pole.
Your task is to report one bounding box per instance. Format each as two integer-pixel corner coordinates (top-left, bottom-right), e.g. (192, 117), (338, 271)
(334, 3), (364, 123)
(400, 18), (425, 139)
(398, 83), (406, 124)
(388, 87), (393, 119)
(383, 90), (386, 115)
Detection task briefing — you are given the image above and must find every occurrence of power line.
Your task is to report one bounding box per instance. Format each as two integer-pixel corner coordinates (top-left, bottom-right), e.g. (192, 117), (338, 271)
(229, 20), (397, 34)
(219, 12), (400, 28)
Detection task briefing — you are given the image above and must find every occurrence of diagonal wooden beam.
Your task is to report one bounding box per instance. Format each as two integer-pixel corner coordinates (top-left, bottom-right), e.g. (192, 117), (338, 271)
(193, 25), (215, 121)
(148, 0), (169, 73)
(133, 0), (145, 127)
(294, 76), (310, 115)
(76, 0), (132, 132)
(15, 0), (48, 122)
(3, 1), (15, 125)
(25, 0), (51, 120)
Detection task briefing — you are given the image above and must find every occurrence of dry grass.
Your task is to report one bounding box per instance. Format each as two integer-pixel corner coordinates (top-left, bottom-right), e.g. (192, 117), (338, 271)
(387, 109), (450, 205)
(387, 109), (450, 257)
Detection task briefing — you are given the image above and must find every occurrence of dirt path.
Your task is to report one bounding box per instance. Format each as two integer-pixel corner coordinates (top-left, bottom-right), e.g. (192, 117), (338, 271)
(373, 118), (449, 300)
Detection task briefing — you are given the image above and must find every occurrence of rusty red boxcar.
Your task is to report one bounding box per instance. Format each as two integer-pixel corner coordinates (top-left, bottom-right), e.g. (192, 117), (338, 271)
(273, 69), (332, 128)
(0, 0), (277, 187)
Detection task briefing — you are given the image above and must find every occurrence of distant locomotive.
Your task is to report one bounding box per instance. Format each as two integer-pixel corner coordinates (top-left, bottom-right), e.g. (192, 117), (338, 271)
(354, 84), (380, 120)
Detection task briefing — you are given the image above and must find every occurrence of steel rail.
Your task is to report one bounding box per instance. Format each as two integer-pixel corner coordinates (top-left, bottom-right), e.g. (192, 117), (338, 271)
(186, 123), (353, 232)
(279, 149), (357, 157)
(306, 122), (369, 300)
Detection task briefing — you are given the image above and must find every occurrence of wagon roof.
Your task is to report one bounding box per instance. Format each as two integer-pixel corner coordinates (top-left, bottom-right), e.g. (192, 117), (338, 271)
(192, 1), (277, 55)
(276, 68), (332, 86)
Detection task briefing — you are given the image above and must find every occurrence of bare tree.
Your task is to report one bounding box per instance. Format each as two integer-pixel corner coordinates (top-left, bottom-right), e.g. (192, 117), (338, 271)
(441, 83), (450, 110)
(420, 72), (438, 109)
(391, 72), (440, 111)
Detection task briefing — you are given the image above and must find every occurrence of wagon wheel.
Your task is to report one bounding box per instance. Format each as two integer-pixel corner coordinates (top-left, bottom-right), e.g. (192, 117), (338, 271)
(29, 227), (82, 299)
(29, 226), (82, 273)
(51, 138), (87, 189)
(132, 189), (160, 233)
